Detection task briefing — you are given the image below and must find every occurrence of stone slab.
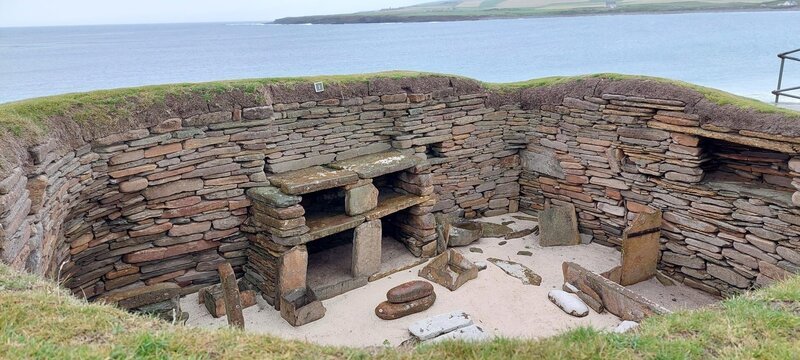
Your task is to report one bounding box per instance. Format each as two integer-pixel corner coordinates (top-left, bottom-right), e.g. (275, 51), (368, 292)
(620, 210), (662, 286)
(409, 310), (473, 341)
(246, 186), (301, 208)
(539, 203), (581, 247)
(329, 150), (420, 179)
(487, 258), (542, 286)
(521, 147), (565, 179)
(418, 249), (478, 291)
(352, 220), (382, 277)
(562, 262), (670, 322)
(267, 166), (359, 195)
(273, 214), (366, 246)
(363, 193), (430, 221)
(426, 324), (489, 343)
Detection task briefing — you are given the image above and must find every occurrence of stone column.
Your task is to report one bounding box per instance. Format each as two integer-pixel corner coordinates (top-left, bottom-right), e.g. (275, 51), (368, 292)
(352, 220), (382, 277)
(279, 245), (308, 300)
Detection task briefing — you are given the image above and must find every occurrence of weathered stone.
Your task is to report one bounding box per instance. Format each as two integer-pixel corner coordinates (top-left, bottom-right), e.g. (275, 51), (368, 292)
(246, 186), (302, 208)
(487, 258), (542, 285)
(563, 262), (670, 322)
(707, 263), (750, 288)
(539, 203), (581, 247)
(409, 311), (473, 340)
(142, 178), (203, 200)
(619, 210), (662, 286)
(521, 148), (564, 179)
(446, 221), (483, 247)
(345, 183), (379, 216)
(329, 150), (419, 179)
(352, 220), (381, 277)
(280, 287), (326, 326)
(267, 166), (358, 195)
(375, 293), (436, 320)
(548, 289), (589, 317)
(119, 177), (149, 193)
(386, 280), (434, 304)
(418, 249), (478, 291)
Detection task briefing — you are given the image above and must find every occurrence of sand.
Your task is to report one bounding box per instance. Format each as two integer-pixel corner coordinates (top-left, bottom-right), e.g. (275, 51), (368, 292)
(181, 213), (718, 347)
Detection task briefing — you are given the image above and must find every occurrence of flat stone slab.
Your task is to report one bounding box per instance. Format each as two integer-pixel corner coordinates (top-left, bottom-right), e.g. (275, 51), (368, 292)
(364, 193), (430, 221)
(563, 262), (670, 322)
(329, 150), (420, 179)
(273, 213), (366, 246)
(426, 324), (490, 343)
(409, 310), (473, 341)
(267, 166), (358, 195)
(487, 258), (542, 286)
(246, 186), (301, 208)
(539, 203), (581, 247)
(620, 210), (662, 286)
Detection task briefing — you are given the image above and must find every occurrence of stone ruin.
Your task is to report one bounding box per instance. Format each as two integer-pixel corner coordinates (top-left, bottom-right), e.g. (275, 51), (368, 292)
(1, 74), (799, 325)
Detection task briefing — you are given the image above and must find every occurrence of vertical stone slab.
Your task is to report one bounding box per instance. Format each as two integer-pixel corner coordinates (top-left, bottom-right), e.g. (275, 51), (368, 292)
(352, 220), (382, 277)
(345, 183), (379, 216)
(279, 245), (308, 298)
(217, 263), (244, 329)
(538, 203), (581, 247)
(619, 209), (662, 286)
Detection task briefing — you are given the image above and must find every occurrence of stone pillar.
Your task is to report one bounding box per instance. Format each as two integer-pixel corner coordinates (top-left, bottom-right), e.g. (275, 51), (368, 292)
(279, 245), (307, 300)
(352, 220), (382, 277)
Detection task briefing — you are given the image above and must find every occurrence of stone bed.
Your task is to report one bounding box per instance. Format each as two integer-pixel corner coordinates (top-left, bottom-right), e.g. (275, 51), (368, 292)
(0, 74), (798, 325)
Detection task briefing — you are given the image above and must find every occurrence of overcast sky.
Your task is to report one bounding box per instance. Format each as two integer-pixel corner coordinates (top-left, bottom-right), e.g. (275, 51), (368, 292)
(0, 0), (424, 27)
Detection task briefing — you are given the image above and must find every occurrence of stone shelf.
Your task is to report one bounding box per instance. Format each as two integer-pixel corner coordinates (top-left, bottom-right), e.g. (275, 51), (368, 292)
(329, 150), (420, 179)
(267, 166), (358, 195)
(272, 212), (366, 246)
(364, 191), (430, 221)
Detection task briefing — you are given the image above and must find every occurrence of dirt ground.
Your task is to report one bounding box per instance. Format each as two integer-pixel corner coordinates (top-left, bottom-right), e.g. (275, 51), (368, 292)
(181, 213), (718, 347)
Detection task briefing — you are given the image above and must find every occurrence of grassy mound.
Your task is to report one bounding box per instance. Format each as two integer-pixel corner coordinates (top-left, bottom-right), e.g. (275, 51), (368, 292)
(1, 263), (798, 359)
(1, 72), (797, 140)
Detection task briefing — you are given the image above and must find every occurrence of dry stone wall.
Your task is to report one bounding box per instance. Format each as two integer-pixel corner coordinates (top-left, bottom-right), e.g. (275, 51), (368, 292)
(1, 74), (799, 305)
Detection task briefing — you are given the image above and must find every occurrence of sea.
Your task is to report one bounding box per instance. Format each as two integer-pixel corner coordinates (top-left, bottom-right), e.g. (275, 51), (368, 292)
(1, 10), (799, 104)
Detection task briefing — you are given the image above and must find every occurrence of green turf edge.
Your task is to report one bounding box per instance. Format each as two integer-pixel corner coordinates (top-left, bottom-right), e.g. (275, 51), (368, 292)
(0, 71), (797, 140)
(1, 262), (799, 359)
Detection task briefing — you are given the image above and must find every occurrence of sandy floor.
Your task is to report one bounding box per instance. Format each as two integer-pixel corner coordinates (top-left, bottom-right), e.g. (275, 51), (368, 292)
(182, 213), (717, 347)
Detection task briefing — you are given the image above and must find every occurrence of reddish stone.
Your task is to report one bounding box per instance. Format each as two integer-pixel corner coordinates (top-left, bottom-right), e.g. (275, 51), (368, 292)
(144, 143), (183, 158)
(375, 293), (436, 320)
(129, 222), (172, 237)
(386, 280), (434, 304)
(119, 177), (149, 193)
(109, 164), (157, 179)
(168, 221), (211, 236)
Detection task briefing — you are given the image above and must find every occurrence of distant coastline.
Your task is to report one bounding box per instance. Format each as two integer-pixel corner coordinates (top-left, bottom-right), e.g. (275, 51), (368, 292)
(272, 5), (799, 25)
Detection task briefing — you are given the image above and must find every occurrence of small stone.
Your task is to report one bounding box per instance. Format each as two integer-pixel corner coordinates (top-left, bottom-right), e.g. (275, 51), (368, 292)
(375, 293), (436, 320)
(548, 289), (589, 317)
(469, 247), (483, 253)
(613, 321), (639, 333)
(474, 261), (488, 271)
(498, 241), (507, 246)
(448, 221), (483, 247)
(386, 280), (434, 304)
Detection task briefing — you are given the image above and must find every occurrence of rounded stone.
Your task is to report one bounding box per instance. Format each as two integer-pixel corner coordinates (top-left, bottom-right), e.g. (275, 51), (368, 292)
(386, 280), (434, 304)
(375, 293), (436, 320)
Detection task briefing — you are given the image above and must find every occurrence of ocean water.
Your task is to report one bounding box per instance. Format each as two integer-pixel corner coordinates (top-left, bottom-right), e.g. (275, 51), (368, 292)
(1, 11), (799, 104)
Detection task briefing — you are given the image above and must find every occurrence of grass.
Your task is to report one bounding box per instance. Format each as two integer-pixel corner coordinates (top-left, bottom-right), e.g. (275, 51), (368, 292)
(0, 71), (797, 140)
(1, 262), (799, 359)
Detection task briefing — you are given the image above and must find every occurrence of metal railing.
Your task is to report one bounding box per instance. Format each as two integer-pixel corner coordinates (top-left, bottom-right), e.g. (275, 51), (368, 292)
(774, 48), (800, 103)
